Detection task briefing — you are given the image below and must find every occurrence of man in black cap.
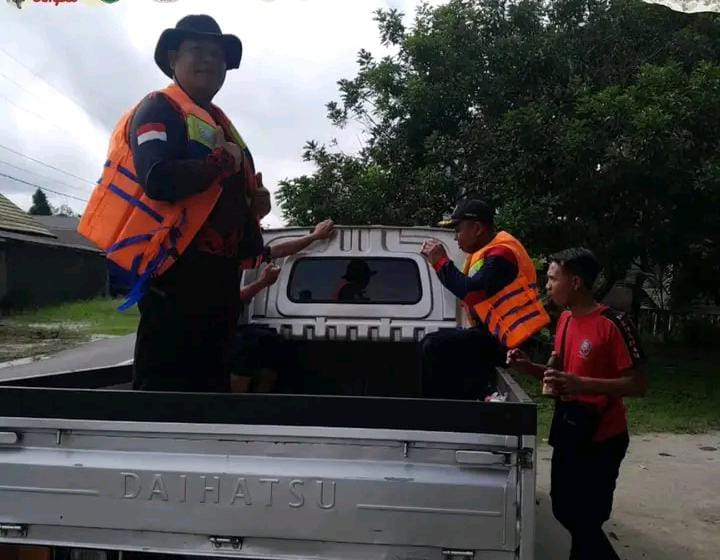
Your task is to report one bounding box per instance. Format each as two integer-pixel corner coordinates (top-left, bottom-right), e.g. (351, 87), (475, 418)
(419, 199), (548, 399)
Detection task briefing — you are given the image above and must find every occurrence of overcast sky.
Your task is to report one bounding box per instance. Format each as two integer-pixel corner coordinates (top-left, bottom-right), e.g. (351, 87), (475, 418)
(0, 0), (443, 227)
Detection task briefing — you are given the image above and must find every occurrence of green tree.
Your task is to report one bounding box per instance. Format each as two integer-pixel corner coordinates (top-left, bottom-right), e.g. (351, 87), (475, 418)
(28, 188), (52, 216)
(278, 0), (720, 304)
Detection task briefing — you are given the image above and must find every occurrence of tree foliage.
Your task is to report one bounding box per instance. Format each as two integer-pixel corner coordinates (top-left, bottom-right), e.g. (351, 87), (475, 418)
(54, 203), (79, 218)
(278, 0), (720, 304)
(28, 188), (52, 216)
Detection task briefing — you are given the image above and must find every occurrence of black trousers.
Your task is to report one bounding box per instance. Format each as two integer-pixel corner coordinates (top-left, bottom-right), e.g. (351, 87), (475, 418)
(419, 327), (506, 399)
(133, 253), (240, 393)
(551, 432), (630, 560)
(231, 324), (295, 390)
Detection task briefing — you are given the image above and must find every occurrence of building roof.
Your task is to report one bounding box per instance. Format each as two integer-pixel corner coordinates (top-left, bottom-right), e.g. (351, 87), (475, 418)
(33, 215), (79, 230)
(0, 195), (100, 253)
(34, 215), (101, 253)
(0, 193), (54, 238)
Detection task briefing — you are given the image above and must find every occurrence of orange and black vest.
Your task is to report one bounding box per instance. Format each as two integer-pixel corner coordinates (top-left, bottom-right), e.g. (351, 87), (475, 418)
(78, 83), (255, 309)
(463, 231), (549, 348)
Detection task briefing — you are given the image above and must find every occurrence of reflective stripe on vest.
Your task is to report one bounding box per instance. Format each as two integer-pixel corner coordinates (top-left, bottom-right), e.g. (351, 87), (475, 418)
(77, 83), (255, 310)
(463, 231), (549, 348)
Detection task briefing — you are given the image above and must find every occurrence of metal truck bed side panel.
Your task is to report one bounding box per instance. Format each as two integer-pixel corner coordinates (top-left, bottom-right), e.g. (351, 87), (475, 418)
(0, 419), (527, 555)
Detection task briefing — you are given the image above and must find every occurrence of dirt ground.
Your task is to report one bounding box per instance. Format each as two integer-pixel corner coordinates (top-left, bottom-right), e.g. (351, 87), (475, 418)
(0, 321), (86, 363)
(535, 432), (720, 560)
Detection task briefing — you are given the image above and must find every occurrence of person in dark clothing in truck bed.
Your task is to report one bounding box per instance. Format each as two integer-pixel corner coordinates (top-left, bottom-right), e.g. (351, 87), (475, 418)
(129, 14), (337, 392)
(419, 199), (549, 399)
(229, 218), (337, 394)
(126, 15), (270, 393)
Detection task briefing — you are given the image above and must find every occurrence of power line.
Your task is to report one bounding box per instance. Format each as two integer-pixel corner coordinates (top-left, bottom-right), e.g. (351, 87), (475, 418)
(0, 46), (109, 127)
(0, 47), (71, 101)
(0, 158), (89, 195)
(0, 171), (88, 203)
(0, 89), (83, 139)
(0, 65), (103, 192)
(0, 70), (110, 144)
(0, 143), (96, 185)
(0, 70), (43, 101)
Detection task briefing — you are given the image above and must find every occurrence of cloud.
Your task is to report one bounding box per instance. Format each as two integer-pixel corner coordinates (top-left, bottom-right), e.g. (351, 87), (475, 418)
(0, 0), (444, 223)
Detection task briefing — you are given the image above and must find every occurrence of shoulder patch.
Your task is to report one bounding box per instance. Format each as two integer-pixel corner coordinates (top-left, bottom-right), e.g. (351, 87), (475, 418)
(136, 122), (167, 145)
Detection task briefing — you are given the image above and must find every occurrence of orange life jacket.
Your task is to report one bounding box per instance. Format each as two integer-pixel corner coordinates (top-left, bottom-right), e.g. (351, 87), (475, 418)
(462, 231), (550, 348)
(78, 83), (255, 309)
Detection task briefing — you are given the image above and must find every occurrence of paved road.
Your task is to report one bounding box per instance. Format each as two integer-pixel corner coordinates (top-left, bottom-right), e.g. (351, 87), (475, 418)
(0, 334), (134, 381)
(0, 338), (717, 559)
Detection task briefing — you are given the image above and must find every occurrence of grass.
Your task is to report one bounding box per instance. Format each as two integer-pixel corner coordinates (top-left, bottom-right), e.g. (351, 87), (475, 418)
(0, 298), (139, 362)
(626, 343), (720, 434)
(513, 342), (720, 439)
(6, 298), (140, 336)
(514, 373), (555, 440)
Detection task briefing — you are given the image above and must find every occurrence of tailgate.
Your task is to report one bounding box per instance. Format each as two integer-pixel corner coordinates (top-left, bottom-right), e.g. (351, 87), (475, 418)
(0, 388), (536, 559)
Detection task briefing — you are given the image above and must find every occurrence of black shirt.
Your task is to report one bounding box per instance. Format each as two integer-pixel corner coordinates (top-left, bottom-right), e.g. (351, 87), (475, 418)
(129, 91), (258, 259)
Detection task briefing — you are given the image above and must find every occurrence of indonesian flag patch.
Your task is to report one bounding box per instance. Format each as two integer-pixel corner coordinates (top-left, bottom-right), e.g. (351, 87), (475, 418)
(137, 123), (167, 145)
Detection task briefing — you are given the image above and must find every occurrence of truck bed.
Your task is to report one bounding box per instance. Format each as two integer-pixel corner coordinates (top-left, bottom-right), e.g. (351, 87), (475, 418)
(0, 365), (536, 560)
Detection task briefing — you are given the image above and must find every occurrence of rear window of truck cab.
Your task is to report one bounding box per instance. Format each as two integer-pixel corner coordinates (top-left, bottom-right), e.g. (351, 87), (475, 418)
(288, 257), (422, 305)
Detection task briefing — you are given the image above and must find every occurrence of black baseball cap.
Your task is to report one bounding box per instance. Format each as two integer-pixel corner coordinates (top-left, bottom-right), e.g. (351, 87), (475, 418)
(437, 199), (494, 228)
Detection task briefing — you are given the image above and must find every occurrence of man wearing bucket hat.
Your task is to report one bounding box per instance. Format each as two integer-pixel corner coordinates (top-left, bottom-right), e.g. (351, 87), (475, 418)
(79, 15), (279, 392)
(418, 199), (550, 399)
(334, 260), (377, 302)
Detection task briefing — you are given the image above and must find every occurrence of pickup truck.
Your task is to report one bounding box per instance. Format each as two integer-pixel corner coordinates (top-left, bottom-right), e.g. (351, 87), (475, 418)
(0, 226), (537, 560)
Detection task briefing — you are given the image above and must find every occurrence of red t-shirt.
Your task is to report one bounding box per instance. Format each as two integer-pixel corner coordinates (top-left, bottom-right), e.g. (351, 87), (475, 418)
(553, 305), (645, 441)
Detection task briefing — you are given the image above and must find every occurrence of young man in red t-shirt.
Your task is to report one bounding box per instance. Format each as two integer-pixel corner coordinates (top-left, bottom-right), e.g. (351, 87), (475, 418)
(508, 248), (648, 560)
